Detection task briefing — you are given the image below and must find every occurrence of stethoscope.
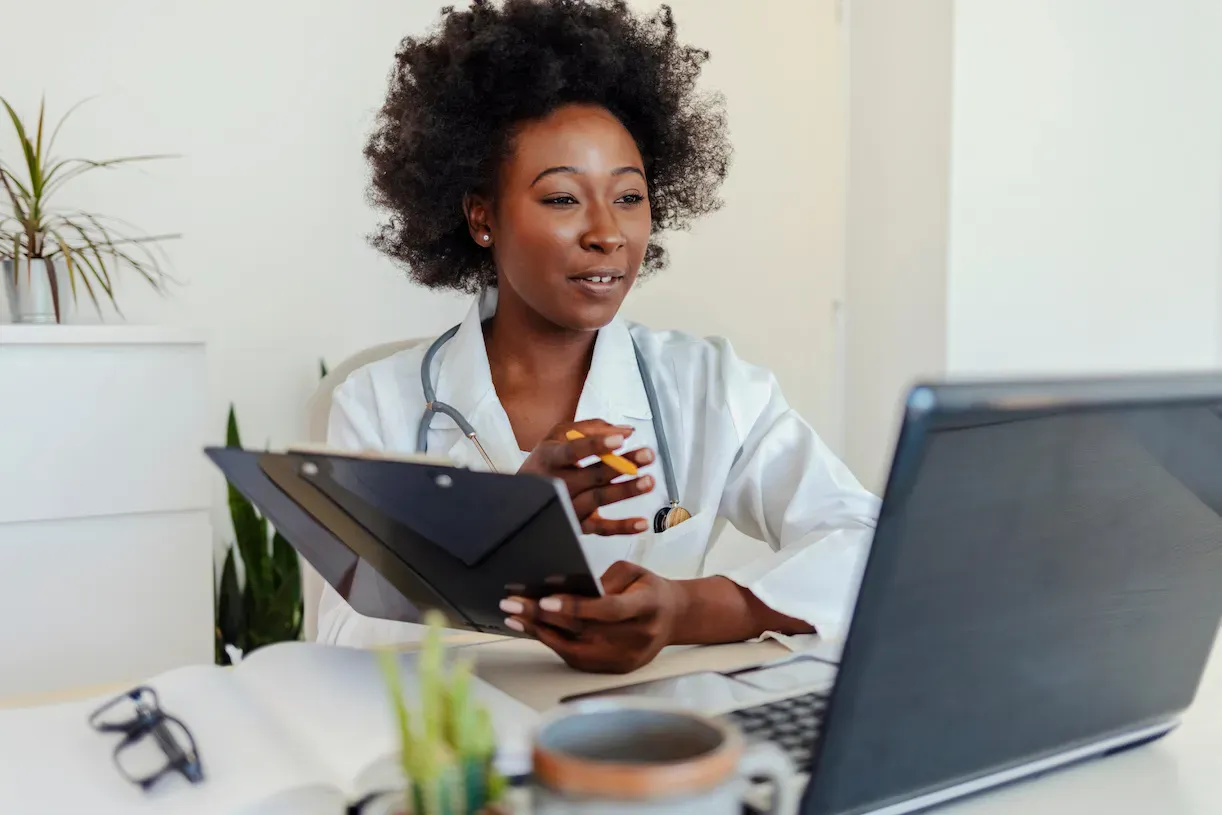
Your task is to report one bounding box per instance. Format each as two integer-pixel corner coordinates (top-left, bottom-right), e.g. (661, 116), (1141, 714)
(417, 324), (692, 532)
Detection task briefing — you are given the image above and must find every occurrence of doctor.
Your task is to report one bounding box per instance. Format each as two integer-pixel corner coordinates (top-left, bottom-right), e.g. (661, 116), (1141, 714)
(319, 0), (880, 673)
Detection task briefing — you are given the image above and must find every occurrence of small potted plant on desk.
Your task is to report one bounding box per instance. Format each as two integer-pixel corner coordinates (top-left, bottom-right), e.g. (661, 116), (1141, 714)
(377, 611), (512, 815)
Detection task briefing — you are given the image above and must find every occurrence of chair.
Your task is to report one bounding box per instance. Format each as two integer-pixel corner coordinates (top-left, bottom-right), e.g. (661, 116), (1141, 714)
(300, 337), (428, 642)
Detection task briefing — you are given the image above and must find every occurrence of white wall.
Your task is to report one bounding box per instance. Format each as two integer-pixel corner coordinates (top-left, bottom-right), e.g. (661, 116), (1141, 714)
(0, 2), (851, 572)
(947, 0), (1222, 377)
(843, 0), (954, 491)
(625, 0), (850, 453)
(844, 0), (1222, 489)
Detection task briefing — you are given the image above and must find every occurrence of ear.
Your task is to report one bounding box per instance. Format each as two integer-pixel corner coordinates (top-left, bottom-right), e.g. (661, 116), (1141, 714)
(463, 192), (495, 248)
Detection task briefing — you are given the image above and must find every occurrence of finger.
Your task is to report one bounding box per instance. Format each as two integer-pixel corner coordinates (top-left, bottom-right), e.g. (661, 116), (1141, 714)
(500, 597), (583, 634)
(568, 447), (656, 493)
(530, 620), (603, 665)
(539, 587), (654, 624)
(570, 474), (655, 519)
(548, 419), (636, 442)
(544, 432), (635, 470)
(600, 560), (648, 594)
(581, 514), (650, 536)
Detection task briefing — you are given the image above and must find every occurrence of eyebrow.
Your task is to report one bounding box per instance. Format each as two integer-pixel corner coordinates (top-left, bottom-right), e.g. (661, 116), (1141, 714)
(529, 165), (646, 186)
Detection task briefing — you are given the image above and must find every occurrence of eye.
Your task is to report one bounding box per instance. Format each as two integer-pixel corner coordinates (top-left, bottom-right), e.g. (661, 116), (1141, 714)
(617, 193), (645, 205)
(543, 195), (578, 206)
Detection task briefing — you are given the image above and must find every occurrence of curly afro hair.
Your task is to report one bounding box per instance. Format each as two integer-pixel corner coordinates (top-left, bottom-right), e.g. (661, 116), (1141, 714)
(364, 0), (732, 293)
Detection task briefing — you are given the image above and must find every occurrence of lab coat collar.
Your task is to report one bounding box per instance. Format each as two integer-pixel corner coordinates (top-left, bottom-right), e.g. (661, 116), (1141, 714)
(429, 287), (653, 471)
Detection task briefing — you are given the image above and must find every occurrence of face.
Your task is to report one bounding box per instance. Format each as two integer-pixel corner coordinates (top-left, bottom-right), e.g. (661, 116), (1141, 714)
(466, 104), (652, 332)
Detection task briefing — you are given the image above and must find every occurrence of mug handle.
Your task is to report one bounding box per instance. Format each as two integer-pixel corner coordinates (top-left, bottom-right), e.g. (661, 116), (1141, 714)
(737, 741), (799, 815)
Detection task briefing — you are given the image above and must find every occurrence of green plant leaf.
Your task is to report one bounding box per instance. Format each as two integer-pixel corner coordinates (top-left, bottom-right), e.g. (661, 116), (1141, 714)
(57, 239), (80, 306)
(45, 95), (96, 158)
(34, 95), (45, 180)
(45, 255), (61, 322)
(378, 650), (415, 769)
(241, 581), (261, 650)
(216, 546), (244, 664)
(225, 405), (271, 595)
(267, 564), (303, 642)
(47, 231), (105, 314)
(0, 169), (30, 224)
(0, 98), (39, 198)
(48, 221), (118, 307)
(232, 497), (268, 592)
(271, 531), (303, 639)
(226, 404), (242, 448)
(41, 154), (179, 197)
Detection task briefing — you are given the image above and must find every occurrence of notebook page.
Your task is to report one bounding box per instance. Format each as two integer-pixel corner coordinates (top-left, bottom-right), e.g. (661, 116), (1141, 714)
(0, 664), (344, 815)
(231, 641), (539, 797)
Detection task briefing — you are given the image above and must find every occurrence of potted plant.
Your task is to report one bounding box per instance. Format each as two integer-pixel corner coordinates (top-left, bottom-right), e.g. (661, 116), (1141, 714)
(377, 611), (511, 815)
(214, 404), (304, 665)
(0, 95), (178, 323)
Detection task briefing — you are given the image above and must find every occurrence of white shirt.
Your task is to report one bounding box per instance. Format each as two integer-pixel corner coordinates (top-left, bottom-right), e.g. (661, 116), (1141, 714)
(318, 288), (881, 647)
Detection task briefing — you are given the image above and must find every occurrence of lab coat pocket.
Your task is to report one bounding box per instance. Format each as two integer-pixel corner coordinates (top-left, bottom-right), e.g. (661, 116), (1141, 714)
(636, 510), (716, 580)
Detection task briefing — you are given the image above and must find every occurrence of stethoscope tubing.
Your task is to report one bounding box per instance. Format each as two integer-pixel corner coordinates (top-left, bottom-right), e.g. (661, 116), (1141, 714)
(416, 323), (681, 506)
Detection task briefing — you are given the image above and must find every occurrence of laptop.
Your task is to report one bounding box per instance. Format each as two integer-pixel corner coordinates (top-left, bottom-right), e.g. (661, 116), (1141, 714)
(565, 374), (1222, 815)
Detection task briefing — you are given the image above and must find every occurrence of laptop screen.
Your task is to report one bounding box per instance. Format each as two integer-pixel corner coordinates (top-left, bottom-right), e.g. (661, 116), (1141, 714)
(805, 388), (1222, 815)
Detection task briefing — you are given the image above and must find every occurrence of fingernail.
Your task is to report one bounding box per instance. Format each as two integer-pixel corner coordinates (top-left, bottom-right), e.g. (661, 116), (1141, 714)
(634, 519), (649, 532)
(499, 599), (524, 615)
(505, 618), (524, 632)
(604, 435), (624, 449)
(539, 597), (562, 612)
(637, 475), (654, 491)
(637, 449), (655, 464)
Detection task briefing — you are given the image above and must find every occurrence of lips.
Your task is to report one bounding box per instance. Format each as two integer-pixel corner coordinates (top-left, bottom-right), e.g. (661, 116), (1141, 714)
(570, 269), (626, 296)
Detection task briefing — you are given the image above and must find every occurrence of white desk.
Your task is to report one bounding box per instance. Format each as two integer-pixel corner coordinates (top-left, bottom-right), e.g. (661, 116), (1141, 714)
(1, 638), (1217, 813)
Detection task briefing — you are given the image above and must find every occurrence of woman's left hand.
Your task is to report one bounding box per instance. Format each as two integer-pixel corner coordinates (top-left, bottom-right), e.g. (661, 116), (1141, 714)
(500, 561), (688, 674)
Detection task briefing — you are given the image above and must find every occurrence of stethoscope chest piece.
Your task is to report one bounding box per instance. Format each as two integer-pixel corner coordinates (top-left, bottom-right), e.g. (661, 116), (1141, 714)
(653, 502), (693, 533)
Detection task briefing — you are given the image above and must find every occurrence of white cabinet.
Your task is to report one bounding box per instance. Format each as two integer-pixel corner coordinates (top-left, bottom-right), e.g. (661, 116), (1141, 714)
(0, 326), (212, 696)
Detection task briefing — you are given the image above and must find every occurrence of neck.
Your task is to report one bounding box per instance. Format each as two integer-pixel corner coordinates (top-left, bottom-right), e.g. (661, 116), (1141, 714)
(483, 288), (598, 389)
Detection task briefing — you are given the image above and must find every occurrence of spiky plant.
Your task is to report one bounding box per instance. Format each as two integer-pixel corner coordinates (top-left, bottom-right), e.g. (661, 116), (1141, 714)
(0, 95), (178, 321)
(378, 611), (508, 815)
(214, 405), (303, 664)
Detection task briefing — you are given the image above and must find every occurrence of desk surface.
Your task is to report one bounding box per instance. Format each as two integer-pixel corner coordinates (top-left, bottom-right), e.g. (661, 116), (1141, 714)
(3, 636), (1218, 813)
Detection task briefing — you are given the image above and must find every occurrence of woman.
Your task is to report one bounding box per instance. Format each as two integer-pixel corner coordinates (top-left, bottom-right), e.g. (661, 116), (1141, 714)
(320, 0), (880, 673)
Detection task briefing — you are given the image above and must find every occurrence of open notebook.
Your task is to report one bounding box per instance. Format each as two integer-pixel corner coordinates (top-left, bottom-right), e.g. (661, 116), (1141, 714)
(0, 642), (538, 815)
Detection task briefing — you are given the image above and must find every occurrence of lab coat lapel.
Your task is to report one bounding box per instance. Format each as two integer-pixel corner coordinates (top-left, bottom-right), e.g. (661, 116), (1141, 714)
(428, 290), (522, 473)
(574, 317), (653, 429)
(429, 296), (654, 472)
(572, 318), (658, 576)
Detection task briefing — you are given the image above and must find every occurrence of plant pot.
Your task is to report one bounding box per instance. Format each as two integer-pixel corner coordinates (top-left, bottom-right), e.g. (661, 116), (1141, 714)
(2, 258), (60, 324)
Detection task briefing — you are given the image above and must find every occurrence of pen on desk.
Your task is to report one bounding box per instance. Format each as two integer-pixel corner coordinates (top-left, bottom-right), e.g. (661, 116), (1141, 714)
(565, 429), (638, 476)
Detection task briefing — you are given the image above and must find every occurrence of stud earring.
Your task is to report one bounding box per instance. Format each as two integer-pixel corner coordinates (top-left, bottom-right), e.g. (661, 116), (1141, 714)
(481, 233), (491, 243)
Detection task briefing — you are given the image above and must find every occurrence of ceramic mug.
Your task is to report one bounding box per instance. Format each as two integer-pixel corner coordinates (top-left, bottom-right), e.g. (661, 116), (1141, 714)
(530, 700), (797, 814)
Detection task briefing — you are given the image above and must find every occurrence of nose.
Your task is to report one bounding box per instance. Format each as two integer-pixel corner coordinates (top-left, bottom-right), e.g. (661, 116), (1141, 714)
(580, 202), (627, 254)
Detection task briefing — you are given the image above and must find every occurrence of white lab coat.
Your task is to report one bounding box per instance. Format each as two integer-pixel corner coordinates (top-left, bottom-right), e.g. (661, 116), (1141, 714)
(318, 288), (881, 647)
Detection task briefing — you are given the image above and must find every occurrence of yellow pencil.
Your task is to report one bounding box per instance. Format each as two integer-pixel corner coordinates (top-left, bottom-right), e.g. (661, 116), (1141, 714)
(565, 429), (639, 476)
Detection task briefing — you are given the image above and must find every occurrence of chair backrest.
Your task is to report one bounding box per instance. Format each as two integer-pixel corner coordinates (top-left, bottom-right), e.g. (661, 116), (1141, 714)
(300, 336), (429, 642)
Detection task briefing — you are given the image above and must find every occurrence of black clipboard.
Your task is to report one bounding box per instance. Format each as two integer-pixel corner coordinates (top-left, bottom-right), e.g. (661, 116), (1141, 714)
(204, 447), (602, 637)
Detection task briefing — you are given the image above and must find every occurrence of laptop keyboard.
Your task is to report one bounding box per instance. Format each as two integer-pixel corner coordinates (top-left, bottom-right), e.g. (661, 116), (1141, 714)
(726, 690), (829, 771)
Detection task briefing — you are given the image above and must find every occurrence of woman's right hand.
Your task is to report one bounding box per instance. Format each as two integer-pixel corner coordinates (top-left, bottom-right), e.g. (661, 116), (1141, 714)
(518, 419), (656, 536)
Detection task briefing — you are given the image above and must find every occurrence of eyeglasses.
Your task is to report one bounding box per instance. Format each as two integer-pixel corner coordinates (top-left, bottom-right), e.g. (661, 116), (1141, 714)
(88, 686), (204, 791)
